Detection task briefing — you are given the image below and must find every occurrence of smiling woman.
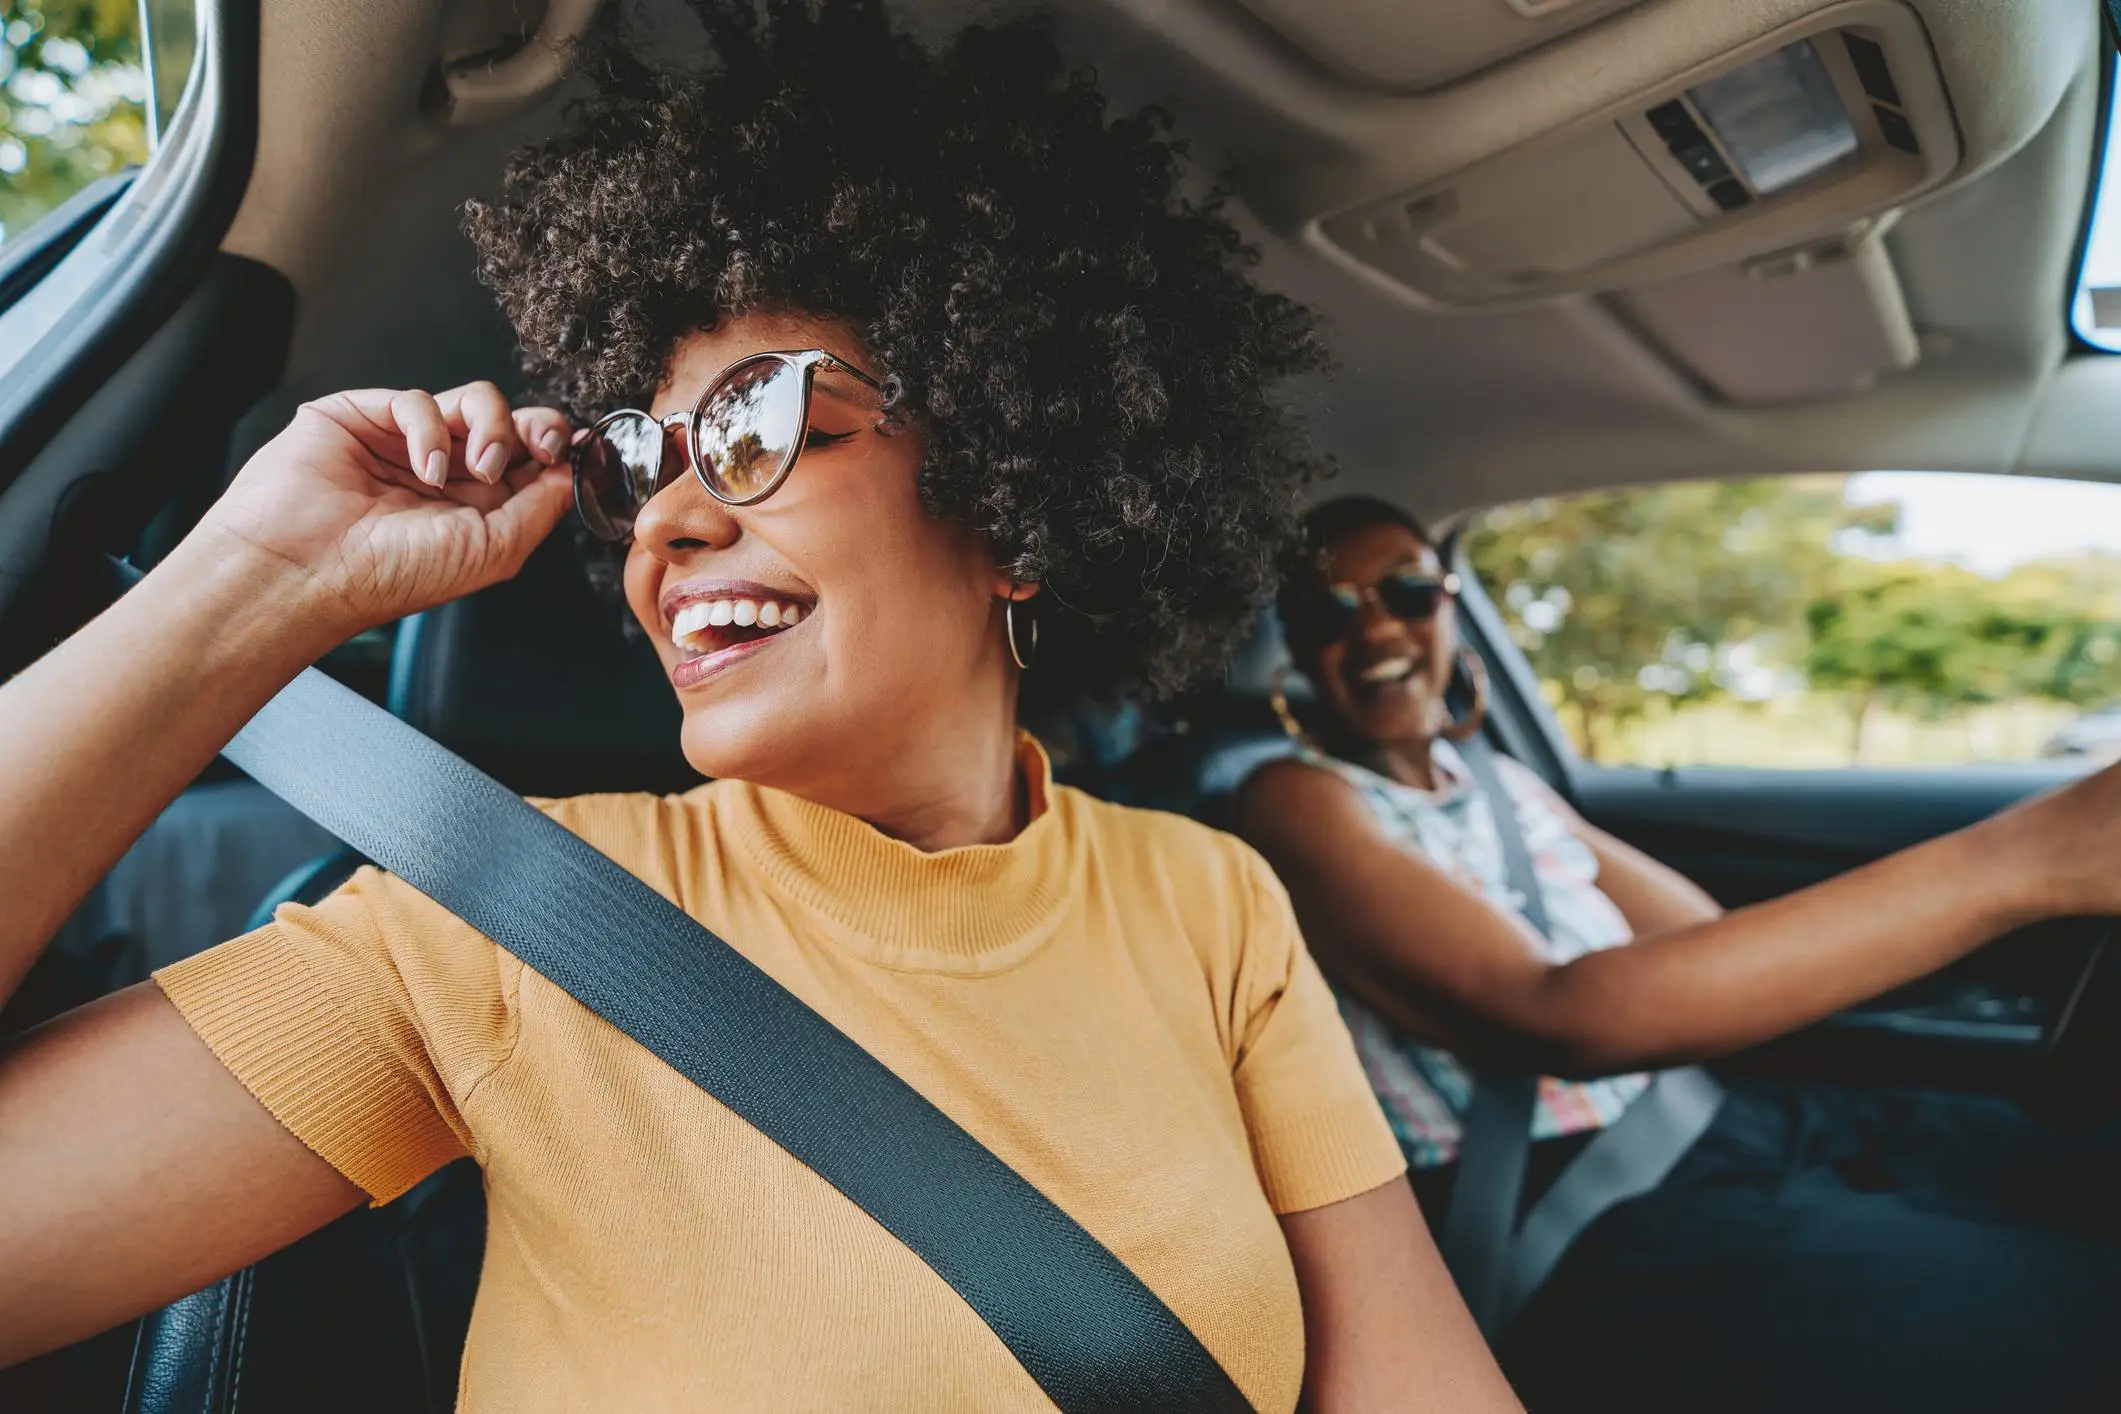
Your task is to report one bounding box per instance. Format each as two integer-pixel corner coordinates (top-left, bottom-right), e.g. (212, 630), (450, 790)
(0, 2), (1518, 1410)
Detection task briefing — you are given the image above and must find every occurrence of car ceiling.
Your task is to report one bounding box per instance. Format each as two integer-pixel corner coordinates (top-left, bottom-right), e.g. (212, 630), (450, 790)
(213, 0), (2116, 528)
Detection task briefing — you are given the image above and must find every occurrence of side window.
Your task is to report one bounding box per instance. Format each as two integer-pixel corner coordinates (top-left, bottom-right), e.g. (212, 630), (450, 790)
(0, 0), (167, 248)
(1464, 472), (2121, 769)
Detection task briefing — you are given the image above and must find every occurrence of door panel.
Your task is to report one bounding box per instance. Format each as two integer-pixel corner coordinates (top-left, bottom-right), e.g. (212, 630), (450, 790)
(1575, 761), (2103, 1092)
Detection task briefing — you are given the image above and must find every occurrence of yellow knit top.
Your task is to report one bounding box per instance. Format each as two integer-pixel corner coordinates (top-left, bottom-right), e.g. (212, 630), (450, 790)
(154, 736), (1405, 1412)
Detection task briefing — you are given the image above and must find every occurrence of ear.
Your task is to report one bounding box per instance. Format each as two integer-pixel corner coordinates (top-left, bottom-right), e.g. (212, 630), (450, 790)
(989, 571), (1042, 603)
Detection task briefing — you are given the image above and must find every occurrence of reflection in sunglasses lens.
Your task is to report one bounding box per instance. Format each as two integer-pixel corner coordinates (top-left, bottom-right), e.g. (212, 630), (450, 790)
(696, 358), (804, 502)
(1377, 576), (1443, 621)
(574, 412), (668, 542)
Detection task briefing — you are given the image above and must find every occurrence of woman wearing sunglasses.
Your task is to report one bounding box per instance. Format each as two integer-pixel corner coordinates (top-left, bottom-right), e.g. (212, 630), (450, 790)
(0, 5), (1521, 1411)
(1236, 495), (2121, 1413)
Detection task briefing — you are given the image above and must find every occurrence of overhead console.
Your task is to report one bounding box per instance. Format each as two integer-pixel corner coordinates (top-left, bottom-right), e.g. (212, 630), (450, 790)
(1313, 3), (1958, 309)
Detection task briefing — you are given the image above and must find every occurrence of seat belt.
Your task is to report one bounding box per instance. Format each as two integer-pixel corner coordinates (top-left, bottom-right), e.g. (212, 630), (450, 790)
(198, 653), (1250, 1412)
(1439, 731), (1548, 1337)
(1498, 1066), (1723, 1321)
(1445, 729), (1726, 1337)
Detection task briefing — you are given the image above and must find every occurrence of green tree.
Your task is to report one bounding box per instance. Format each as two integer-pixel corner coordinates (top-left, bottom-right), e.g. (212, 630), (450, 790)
(1465, 475), (1897, 759)
(1, 0), (147, 245)
(2000, 554), (2121, 710)
(1801, 564), (2061, 760)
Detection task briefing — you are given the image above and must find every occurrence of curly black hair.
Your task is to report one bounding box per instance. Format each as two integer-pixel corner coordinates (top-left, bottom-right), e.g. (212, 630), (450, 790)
(464, 0), (1330, 709)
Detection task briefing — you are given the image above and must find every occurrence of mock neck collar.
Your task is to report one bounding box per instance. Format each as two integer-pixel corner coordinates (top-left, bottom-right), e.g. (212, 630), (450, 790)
(722, 733), (1076, 976)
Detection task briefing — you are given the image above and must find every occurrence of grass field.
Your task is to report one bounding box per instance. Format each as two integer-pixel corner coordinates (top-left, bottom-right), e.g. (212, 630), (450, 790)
(1550, 693), (2085, 769)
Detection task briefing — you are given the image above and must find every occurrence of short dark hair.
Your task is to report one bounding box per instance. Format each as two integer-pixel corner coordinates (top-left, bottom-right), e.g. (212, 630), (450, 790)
(463, 0), (1331, 710)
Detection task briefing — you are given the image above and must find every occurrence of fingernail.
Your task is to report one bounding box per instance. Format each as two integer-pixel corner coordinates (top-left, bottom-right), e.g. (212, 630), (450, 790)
(423, 449), (449, 486)
(538, 430), (568, 464)
(476, 443), (508, 481)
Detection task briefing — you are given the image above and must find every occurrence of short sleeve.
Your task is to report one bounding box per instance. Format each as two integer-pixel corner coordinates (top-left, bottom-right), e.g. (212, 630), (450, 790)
(1227, 848), (1407, 1214)
(153, 864), (522, 1205)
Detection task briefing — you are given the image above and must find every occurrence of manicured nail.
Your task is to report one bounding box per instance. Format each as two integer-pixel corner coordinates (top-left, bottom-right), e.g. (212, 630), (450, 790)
(476, 443), (508, 481)
(423, 449), (449, 486)
(538, 429), (568, 464)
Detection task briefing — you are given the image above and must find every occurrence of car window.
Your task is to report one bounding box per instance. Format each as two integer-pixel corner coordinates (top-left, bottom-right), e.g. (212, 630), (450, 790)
(0, 0), (179, 250)
(1463, 472), (2121, 769)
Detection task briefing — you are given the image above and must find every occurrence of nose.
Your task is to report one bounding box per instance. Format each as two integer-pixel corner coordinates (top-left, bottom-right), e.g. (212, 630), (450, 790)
(631, 460), (740, 562)
(1356, 591), (1406, 644)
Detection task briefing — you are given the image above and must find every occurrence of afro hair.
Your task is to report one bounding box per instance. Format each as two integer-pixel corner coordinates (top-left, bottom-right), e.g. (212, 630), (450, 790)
(463, 0), (1332, 710)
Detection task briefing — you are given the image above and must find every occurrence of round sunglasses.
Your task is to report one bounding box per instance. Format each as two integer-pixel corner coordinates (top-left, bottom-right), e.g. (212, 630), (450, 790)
(572, 348), (884, 542)
(1294, 569), (1462, 642)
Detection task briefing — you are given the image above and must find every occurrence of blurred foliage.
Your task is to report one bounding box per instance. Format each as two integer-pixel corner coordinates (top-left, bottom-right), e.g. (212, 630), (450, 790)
(0, 0), (148, 247)
(1466, 475), (2121, 764)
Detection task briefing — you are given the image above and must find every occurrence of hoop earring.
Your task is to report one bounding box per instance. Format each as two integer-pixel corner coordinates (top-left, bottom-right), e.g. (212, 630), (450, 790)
(1268, 665), (1314, 749)
(1005, 596), (1039, 671)
(1440, 648), (1490, 743)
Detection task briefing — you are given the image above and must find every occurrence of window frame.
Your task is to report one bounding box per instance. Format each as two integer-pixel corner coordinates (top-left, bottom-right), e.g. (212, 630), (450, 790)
(2069, 43), (2119, 354)
(0, 0), (257, 498)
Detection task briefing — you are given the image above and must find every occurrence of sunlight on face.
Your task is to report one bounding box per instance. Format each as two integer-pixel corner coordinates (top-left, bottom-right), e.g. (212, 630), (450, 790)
(618, 313), (1005, 798)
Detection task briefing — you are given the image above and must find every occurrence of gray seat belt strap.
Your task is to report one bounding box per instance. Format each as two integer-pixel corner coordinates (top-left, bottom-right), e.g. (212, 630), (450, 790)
(204, 655), (1251, 1413)
(1441, 731), (1548, 1337)
(1497, 1065), (1724, 1324)
(1450, 725), (1726, 1336)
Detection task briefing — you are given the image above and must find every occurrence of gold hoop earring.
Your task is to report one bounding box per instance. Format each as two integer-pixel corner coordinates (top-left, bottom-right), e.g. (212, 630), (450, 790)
(1440, 648), (1490, 743)
(1005, 596), (1039, 671)
(1268, 665), (1314, 749)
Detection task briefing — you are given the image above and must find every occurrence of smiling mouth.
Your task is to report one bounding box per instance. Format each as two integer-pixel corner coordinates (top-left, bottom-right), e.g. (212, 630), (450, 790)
(665, 594), (812, 681)
(1355, 655), (1420, 687)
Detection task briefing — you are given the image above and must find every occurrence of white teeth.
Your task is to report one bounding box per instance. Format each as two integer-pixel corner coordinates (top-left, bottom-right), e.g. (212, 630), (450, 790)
(672, 602), (714, 639)
(669, 596), (809, 643)
(1359, 656), (1417, 684)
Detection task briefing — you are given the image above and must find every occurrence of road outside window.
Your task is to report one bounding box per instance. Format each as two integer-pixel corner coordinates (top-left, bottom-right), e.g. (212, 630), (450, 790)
(1465, 472), (2121, 769)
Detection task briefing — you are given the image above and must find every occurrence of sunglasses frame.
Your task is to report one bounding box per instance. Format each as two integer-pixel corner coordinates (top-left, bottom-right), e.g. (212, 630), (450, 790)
(574, 348), (885, 542)
(1300, 569), (1463, 643)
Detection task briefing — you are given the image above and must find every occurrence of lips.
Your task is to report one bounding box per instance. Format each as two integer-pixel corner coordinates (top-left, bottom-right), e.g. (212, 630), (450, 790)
(659, 579), (815, 688)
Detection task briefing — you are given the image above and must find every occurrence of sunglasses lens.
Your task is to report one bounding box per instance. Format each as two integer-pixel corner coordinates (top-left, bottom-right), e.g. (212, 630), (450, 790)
(1377, 575), (1446, 621)
(694, 357), (805, 503)
(573, 412), (672, 542)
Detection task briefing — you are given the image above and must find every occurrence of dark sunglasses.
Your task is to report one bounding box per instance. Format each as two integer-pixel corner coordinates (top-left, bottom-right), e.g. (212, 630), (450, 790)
(572, 348), (884, 543)
(1295, 569), (1462, 641)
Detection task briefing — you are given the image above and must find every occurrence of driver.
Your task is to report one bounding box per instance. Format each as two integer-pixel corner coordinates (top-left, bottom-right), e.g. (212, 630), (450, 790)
(0, 6), (1522, 1410)
(1237, 494), (2121, 1414)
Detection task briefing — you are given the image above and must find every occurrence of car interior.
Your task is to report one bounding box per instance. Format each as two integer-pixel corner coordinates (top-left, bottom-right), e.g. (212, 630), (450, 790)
(7, 0), (2121, 1408)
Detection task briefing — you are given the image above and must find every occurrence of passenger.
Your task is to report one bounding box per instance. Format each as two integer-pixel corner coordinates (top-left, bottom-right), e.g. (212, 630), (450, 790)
(0, 7), (1520, 1411)
(1237, 493), (2121, 1414)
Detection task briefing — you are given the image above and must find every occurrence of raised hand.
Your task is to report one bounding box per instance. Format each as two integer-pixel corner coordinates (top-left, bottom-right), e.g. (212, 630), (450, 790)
(194, 381), (578, 639)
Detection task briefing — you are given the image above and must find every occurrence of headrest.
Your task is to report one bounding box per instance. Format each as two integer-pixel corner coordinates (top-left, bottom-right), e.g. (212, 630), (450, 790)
(1212, 605), (1317, 713)
(387, 538), (697, 798)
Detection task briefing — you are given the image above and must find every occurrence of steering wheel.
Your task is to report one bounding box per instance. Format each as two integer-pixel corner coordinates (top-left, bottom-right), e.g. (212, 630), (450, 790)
(2031, 918), (2121, 1125)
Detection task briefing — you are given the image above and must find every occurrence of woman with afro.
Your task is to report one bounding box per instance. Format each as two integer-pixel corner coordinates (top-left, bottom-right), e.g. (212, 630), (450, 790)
(0, 1), (1519, 1408)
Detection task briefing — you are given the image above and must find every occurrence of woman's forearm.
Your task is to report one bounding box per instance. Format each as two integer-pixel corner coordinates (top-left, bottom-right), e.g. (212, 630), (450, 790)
(1528, 821), (2044, 1075)
(0, 532), (344, 1000)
